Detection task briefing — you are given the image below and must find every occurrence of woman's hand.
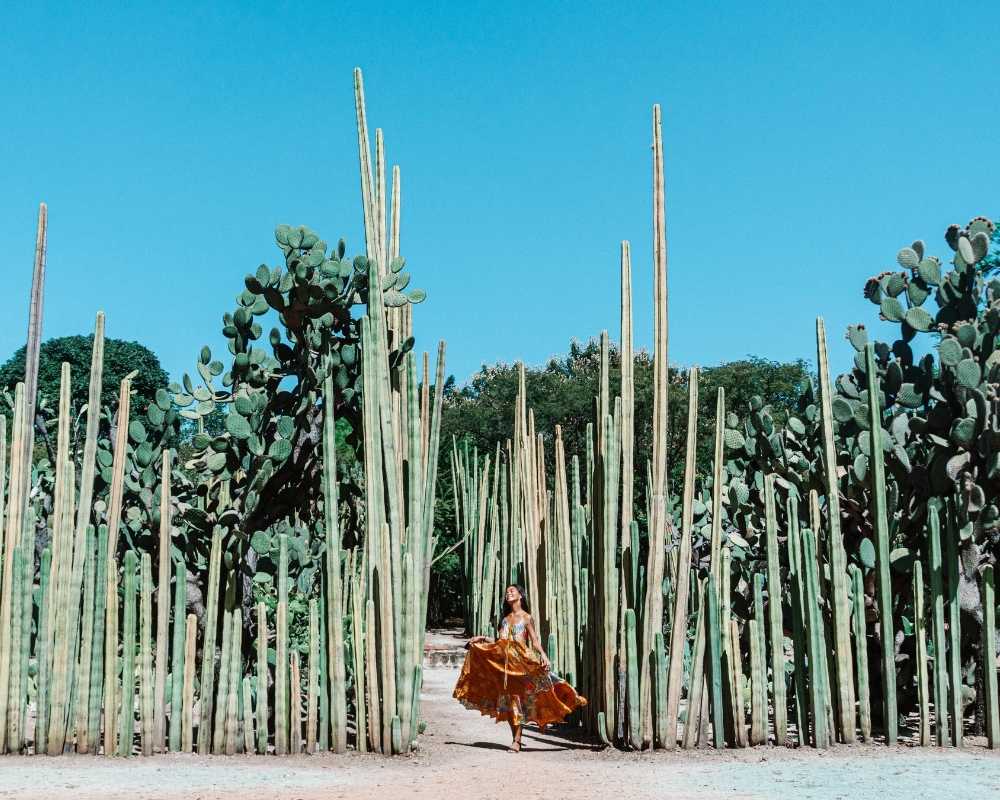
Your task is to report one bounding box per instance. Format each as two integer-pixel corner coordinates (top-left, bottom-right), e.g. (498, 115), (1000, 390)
(467, 635), (488, 647)
(540, 652), (551, 670)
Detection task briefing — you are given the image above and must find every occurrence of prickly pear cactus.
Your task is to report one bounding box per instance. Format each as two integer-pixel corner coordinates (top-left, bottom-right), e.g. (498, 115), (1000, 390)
(170, 225), (425, 587)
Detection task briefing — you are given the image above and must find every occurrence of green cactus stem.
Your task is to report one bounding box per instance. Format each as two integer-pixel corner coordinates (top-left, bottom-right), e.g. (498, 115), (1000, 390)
(118, 551), (138, 757)
(763, 475), (786, 745)
(181, 614), (196, 753)
(982, 565), (998, 749)
(154, 450), (172, 752)
(944, 502), (963, 747)
(927, 503), (949, 746)
(140, 553), (154, 756)
(169, 561), (186, 752)
(196, 527), (222, 754)
(864, 343), (897, 744)
(849, 565), (872, 742)
(817, 317), (856, 743)
(913, 561), (930, 746)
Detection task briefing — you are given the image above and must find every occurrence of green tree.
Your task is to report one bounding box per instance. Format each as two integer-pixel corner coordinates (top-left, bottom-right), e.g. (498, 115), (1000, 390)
(429, 338), (810, 622)
(0, 334), (168, 416)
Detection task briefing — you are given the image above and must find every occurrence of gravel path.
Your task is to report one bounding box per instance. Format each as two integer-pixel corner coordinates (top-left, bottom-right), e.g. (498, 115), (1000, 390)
(1, 648), (999, 799)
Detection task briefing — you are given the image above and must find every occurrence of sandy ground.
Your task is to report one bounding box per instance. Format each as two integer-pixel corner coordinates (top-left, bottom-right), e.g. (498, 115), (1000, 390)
(2, 634), (999, 800)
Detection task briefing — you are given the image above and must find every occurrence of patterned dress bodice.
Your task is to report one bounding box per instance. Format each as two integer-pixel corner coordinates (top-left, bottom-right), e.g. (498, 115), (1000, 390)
(499, 617), (528, 643)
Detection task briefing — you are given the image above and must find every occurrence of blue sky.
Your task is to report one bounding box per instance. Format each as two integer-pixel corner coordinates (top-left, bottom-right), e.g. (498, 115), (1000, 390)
(2, 1), (999, 389)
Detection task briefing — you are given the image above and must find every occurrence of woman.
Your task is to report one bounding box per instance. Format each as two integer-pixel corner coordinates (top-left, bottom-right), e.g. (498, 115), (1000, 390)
(453, 584), (586, 752)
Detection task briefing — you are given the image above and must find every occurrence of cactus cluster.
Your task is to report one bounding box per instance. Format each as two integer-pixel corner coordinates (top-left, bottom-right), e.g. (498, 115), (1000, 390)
(1, 71), (1000, 760)
(0, 69), (444, 758)
(453, 111), (1000, 750)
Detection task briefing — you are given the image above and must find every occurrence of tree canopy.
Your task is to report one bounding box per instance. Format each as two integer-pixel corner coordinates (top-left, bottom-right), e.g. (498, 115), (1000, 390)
(0, 334), (168, 416)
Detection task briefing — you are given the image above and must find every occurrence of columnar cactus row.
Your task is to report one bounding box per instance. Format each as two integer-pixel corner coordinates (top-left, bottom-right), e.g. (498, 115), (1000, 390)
(453, 117), (1000, 752)
(0, 69), (446, 758)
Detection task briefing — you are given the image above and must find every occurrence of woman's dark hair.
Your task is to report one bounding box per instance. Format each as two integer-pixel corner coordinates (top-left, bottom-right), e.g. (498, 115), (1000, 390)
(501, 584), (529, 618)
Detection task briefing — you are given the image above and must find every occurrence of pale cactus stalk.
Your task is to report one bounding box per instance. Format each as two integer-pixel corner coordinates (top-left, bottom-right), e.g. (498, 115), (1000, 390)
(664, 367), (698, 747)
(864, 343), (896, 744)
(816, 318), (856, 743)
(255, 601), (269, 755)
(140, 553), (154, 756)
(197, 526), (223, 753)
(154, 450), (172, 752)
(181, 614), (196, 753)
(118, 551), (138, 757)
(169, 561), (186, 751)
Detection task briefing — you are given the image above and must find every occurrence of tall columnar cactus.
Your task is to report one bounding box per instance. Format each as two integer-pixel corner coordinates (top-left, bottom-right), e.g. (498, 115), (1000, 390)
(927, 503), (949, 746)
(214, 605), (233, 755)
(181, 614), (196, 753)
(307, 599), (320, 754)
(682, 580), (708, 749)
(749, 574), (766, 746)
(816, 317), (856, 743)
(118, 550), (138, 757)
(0, 385), (26, 753)
(140, 553), (154, 756)
(849, 564), (872, 741)
(638, 102), (669, 750)
(763, 474), (787, 745)
(802, 528), (831, 748)
(169, 561), (186, 752)
(705, 574), (725, 749)
(982, 565), (999, 750)
(864, 343), (897, 744)
(87, 525), (109, 749)
(225, 610), (242, 756)
(154, 450), (172, 752)
(664, 368), (698, 748)
(35, 547), (52, 754)
(75, 526), (97, 752)
(275, 534), (289, 755)
(913, 561), (931, 746)
(197, 527), (222, 754)
(255, 601), (269, 755)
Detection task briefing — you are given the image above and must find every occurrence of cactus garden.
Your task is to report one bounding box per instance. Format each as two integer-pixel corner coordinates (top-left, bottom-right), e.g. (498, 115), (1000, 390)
(1, 56), (1000, 800)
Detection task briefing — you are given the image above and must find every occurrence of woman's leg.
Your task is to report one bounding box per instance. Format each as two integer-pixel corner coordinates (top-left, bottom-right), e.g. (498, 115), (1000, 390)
(508, 720), (522, 751)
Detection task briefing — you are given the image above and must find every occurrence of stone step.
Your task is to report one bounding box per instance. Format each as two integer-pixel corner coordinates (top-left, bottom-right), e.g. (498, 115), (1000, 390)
(423, 628), (467, 669)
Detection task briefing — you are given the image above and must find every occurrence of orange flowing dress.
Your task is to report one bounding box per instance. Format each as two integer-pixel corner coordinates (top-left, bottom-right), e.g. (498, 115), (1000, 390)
(453, 619), (587, 728)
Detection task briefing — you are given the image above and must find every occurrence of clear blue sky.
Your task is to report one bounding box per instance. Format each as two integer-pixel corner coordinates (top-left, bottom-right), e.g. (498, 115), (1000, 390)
(2, 1), (998, 390)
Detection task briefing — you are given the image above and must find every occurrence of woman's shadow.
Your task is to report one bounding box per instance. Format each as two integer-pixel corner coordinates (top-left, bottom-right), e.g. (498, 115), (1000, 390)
(446, 724), (601, 753)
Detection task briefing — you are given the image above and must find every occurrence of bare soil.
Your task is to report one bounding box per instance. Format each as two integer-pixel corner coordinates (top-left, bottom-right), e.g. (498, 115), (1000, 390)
(1, 633), (999, 800)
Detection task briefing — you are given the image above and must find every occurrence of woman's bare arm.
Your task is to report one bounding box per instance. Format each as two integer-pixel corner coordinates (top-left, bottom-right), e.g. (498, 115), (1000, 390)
(526, 617), (550, 668)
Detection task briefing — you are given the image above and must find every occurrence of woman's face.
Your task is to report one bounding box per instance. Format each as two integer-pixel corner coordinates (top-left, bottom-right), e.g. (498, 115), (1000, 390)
(505, 585), (521, 604)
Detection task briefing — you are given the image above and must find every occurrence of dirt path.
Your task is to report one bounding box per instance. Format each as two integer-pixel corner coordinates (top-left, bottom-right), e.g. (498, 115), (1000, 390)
(1, 632), (999, 799)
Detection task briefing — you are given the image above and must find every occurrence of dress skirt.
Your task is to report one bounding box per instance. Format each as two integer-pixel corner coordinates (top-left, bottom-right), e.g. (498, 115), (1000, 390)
(453, 638), (587, 728)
